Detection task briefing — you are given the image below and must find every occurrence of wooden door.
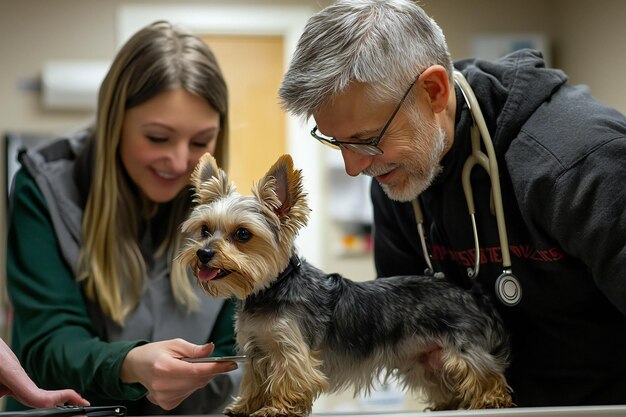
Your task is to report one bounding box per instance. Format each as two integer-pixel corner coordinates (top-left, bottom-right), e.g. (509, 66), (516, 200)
(202, 35), (286, 189)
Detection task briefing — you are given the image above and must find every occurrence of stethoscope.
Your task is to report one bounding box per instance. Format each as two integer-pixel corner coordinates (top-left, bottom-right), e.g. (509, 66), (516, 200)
(411, 70), (522, 307)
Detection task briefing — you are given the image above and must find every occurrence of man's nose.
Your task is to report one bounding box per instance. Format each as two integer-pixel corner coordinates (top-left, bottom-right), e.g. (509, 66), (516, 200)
(340, 148), (372, 177)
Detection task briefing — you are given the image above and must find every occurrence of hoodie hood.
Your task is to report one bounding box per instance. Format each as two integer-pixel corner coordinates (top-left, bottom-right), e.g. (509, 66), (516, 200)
(454, 49), (568, 156)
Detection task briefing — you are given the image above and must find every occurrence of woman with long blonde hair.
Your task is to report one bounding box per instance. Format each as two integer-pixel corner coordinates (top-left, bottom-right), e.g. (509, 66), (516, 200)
(7, 21), (239, 414)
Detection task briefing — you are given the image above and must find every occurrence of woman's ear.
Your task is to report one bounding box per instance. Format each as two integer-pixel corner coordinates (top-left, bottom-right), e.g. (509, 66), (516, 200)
(418, 65), (451, 114)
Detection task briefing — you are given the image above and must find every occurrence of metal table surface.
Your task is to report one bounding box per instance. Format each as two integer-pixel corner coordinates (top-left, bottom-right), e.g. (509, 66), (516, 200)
(153, 405), (626, 417)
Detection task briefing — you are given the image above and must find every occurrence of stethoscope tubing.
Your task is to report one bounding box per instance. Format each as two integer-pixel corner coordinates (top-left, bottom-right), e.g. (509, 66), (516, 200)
(454, 71), (513, 270)
(410, 71), (522, 306)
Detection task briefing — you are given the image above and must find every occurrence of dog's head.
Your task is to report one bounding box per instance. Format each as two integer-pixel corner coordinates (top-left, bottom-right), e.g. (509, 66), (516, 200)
(177, 153), (310, 299)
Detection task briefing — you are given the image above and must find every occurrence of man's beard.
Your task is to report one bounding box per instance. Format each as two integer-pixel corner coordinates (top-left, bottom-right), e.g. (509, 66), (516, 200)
(364, 115), (446, 202)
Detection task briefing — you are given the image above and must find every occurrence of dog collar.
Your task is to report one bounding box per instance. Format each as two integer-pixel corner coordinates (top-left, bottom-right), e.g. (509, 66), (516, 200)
(277, 254), (302, 281)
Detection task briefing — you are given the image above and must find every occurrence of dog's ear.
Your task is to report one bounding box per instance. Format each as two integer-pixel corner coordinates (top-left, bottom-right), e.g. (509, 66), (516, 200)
(191, 152), (235, 204)
(254, 154), (310, 233)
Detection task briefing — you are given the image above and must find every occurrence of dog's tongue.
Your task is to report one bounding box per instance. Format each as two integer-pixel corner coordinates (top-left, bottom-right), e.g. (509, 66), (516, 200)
(199, 266), (220, 281)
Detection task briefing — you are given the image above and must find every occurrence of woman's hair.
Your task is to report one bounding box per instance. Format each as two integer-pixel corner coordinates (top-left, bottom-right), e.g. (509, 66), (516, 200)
(78, 20), (229, 325)
(279, 0), (453, 118)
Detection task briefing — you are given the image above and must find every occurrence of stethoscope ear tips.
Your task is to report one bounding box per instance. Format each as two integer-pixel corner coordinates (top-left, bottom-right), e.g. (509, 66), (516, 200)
(495, 270), (522, 306)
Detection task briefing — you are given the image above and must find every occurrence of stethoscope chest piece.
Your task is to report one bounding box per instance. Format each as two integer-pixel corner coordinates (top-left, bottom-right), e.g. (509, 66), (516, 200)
(495, 269), (522, 306)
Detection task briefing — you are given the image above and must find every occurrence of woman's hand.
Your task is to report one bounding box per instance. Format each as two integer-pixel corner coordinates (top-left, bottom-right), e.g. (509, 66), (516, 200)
(0, 338), (89, 407)
(120, 339), (238, 410)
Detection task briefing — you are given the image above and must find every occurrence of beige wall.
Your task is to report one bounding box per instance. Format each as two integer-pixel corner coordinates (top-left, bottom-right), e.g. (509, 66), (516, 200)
(3, 0), (626, 142)
(553, 0), (626, 111)
(423, 0), (557, 59)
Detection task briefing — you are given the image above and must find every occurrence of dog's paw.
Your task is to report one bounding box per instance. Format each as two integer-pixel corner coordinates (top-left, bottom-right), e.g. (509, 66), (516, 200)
(224, 403), (250, 417)
(474, 393), (515, 409)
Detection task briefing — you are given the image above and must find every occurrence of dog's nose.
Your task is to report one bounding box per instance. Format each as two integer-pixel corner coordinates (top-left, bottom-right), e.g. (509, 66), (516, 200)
(196, 248), (215, 264)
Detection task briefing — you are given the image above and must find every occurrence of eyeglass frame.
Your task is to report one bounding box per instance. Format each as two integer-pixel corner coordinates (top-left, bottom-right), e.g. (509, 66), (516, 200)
(310, 74), (421, 156)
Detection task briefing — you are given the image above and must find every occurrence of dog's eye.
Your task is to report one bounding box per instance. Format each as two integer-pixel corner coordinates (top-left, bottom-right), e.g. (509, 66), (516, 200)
(234, 228), (252, 242)
(201, 225), (210, 238)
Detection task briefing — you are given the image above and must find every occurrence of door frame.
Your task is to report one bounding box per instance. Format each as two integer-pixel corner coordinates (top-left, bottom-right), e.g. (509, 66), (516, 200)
(117, 4), (323, 265)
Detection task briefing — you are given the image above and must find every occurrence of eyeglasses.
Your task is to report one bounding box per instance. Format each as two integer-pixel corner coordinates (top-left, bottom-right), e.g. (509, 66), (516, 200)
(310, 75), (420, 156)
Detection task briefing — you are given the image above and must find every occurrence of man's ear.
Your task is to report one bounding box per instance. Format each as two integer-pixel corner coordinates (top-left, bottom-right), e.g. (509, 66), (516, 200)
(418, 65), (451, 114)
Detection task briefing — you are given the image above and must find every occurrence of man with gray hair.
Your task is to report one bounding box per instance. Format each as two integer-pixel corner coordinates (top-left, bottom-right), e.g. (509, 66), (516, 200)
(280, 0), (626, 408)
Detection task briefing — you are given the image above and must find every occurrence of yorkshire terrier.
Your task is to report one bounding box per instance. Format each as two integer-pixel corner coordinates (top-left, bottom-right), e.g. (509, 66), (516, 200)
(178, 153), (512, 416)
